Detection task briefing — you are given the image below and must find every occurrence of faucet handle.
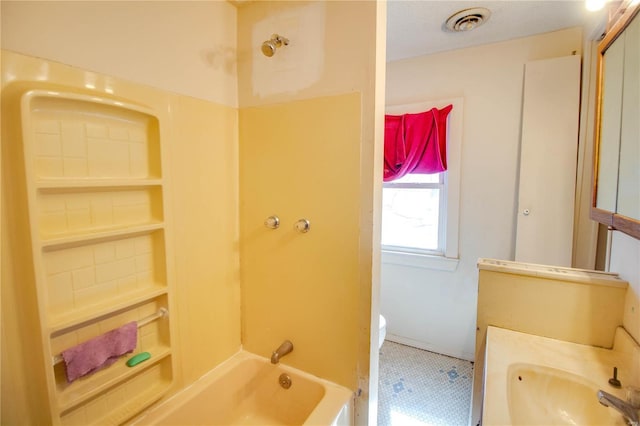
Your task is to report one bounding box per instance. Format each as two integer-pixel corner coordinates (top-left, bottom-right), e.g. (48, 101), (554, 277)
(294, 219), (310, 233)
(609, 366), (622, 388)
(265, 215), (280, 229)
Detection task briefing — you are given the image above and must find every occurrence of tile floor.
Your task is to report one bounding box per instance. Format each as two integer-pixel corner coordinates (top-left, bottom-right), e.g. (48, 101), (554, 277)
(377, 341), (474, 426)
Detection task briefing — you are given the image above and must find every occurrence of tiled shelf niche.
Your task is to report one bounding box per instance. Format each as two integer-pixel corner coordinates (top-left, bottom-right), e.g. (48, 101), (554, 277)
(20, 90), (174, 425)
(25, 92), (161, 180)
(42, 229), (168, 327)
(37, 185), (164, 240)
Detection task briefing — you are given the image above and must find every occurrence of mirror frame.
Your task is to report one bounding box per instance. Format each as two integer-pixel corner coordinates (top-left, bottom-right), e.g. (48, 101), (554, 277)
(591, 0), (640, 239)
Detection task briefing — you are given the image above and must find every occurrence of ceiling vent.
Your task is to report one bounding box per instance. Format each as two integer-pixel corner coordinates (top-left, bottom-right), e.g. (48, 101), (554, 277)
(445, 7), (491, 32)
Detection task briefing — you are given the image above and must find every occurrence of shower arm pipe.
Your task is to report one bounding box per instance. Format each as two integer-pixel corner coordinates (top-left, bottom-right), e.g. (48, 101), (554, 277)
(275, 34), (289, 45)
(51, 308), (169, 365)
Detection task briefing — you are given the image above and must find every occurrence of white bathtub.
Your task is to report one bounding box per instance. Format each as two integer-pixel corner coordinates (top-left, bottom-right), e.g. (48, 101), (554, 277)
(131, 351), (354, 425)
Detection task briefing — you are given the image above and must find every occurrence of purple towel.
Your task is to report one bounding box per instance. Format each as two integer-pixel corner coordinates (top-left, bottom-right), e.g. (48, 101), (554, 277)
(62, 322), (138, 383)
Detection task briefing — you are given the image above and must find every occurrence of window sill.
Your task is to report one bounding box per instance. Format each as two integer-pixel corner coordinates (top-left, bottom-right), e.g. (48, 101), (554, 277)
(381, 249), (459, 271)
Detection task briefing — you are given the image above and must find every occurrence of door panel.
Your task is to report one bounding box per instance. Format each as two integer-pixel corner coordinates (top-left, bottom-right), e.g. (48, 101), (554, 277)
(515, 55), (581, 266)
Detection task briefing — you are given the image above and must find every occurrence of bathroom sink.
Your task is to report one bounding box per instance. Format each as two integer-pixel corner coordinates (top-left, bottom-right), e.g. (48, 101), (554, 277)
(507, 363), (627, 425)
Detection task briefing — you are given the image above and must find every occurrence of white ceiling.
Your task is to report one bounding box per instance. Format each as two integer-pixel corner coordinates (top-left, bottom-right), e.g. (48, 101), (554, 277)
(386, 0), (608, 62)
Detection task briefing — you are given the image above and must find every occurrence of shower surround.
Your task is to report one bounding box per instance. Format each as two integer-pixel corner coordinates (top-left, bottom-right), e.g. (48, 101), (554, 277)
(1, 1), (385, 424)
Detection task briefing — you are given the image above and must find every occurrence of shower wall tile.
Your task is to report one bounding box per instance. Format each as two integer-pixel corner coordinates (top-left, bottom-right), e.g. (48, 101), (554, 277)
(32, 114), (154, 179)
(240, 93), (361, 389)
(3, 33), (240, 422)
(37, 189), (161, 237)
(42, 234), (161, 319)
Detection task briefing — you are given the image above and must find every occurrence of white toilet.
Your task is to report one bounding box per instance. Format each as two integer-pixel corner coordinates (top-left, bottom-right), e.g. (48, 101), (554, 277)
(378, 315), (387, 349)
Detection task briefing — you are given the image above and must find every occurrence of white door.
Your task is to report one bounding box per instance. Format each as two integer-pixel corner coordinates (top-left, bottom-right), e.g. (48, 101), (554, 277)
(515, 55), (581, 267)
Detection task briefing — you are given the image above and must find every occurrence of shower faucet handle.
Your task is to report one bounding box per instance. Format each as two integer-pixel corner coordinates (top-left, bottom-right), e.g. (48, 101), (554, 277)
(264, 215), (280, 229)
(294, 219), (310, 233)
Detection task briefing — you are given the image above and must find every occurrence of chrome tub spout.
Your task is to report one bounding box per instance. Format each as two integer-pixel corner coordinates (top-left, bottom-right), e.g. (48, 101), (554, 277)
(271, 340), (293, 364)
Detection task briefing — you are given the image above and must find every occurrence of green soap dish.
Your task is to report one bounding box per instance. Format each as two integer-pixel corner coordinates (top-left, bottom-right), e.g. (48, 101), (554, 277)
(126, 352), (151, 367)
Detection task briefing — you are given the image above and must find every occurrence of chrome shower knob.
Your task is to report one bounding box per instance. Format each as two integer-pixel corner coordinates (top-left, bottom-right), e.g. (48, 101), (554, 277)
(264, 215), (280, 229)
(294, 219), (310, 233)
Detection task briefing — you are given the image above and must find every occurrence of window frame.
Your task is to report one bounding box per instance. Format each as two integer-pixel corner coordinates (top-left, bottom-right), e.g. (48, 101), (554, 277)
(381, 97), (463, 271)
(382, 172), (446, 255)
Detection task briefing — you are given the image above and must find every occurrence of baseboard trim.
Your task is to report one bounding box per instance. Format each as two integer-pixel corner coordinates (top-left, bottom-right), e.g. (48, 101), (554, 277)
(385, 333), (474, 362)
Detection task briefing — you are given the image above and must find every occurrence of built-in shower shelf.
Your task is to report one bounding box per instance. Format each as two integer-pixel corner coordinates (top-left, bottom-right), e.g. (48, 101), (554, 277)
(19, 88), (175, 424)
(36, 178), (163, 191)
(90, 381), (170, 426)
(41, 222), (165, 250)
(47, 286), (168, 334)
(99, 382), (170, 426)
(56, 347), (171, 412)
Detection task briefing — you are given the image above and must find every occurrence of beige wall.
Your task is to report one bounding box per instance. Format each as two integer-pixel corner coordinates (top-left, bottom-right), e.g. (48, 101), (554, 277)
(238, 1), (386, 422)
(1, 0), (385, 423)
(237, 1), (383, 422)
(610, 231), (640, 344)
(1, 1), (238, 107)
(1, 45), (240, 426)
(166, 94), (241, 384)
(238, 1), (378, 107)
(472, 265), (628, 426)
(239, 93), (362, 387)
(382, 27), (584, 361)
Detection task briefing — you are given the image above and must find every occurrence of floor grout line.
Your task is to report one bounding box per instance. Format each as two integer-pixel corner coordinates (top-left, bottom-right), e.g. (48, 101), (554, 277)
(377, 340), (474, 426)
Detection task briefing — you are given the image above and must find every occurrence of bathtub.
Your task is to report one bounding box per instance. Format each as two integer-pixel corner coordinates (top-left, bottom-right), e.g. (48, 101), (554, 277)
(131, 351), (354, 425)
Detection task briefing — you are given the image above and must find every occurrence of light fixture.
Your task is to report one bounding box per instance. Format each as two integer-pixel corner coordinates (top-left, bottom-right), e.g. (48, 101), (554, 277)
(445, 7), (491, 32)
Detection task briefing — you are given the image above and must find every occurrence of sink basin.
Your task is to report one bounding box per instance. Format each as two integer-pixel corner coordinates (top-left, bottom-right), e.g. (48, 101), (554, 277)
(507, 363), (627, 425)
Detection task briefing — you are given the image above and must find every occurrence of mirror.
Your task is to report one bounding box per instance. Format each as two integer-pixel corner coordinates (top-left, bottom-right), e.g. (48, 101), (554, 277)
(592, 2), (640, 239)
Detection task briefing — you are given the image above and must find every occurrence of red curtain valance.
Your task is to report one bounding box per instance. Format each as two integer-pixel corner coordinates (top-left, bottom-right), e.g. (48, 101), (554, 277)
(383, 104), (453, 182)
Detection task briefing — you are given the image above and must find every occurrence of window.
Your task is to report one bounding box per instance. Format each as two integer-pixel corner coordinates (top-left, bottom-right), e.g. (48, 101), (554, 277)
(382, 172), (446, 254)
(381, 97), (462, 271)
